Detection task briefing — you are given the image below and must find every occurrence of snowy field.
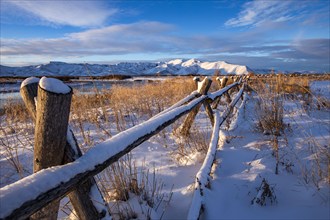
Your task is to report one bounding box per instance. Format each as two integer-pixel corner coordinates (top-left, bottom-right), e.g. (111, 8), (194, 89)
(310, 80), (330, 99)
(0, 79), (329, 219)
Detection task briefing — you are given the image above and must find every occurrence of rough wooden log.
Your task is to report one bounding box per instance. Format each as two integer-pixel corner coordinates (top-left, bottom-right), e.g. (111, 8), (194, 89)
(64, 130), (109, 220)
(66, 177), (107, 220)
(188, 110), (221, 220)
(20, 77), (108, 220)
(1, 95), (207, 220)
(212, 76), (230, 109)
(203, 99), (214, 125)
(224, 81), (232, 103)
(179, 77), (212, 136)
(193, 76), (200, 87)
(188, 85), (245, 220)
(234, 76), (241, 92)
(20, 77), (40, 120)
(31, 77), (73, 220)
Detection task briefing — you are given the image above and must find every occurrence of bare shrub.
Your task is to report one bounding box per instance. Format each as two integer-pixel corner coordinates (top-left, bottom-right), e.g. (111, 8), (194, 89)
(307, 137), (330, 188)
(2, 100), (30, 123)
(97, 154), (172, 219)
(109, 77), (195, 121)
(171, 122), (211, 165)
(251, 178), (277, 206)
(254, 75), (284, 136)
(0, 124), (34, 187)
(252, 75), (285, 174)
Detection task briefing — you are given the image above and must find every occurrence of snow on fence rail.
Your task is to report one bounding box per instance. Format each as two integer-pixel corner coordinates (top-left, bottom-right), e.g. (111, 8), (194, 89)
(0, 76), (244, 220)
(188, 85), (245, 219)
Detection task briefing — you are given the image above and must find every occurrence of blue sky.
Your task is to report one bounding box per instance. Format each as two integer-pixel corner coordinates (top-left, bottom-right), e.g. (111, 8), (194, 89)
(0, 0), (329, 72)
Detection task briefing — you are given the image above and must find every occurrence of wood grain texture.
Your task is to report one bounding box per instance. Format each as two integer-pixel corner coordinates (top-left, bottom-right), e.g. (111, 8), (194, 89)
(20, 82), (107, 220)
(31, 86), (72, 220)
(179, 77), (212, 136)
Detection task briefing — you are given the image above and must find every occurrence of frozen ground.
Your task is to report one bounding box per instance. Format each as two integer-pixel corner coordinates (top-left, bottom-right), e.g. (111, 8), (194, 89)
(0, 80), (329, 219)
(203, 93), (329, 219)
(310, 80), (330, 99)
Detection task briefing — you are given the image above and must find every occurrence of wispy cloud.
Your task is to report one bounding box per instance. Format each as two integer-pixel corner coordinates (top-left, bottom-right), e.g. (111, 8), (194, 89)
(0, 21), (289, 57)
(4, 0), (117, 27)
(225, 0), (307, 27)
(0, 21), (178, 56)
(1, 18), (329, 71)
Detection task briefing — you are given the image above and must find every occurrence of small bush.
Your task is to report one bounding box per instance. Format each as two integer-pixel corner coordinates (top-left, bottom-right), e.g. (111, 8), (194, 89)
(251, 178), (277, 206)
(253, 75), (284, 136)
(1, 100), (30, 123)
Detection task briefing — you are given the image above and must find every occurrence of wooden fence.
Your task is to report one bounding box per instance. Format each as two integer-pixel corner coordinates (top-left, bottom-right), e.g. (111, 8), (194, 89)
(0, 76), (246, 220)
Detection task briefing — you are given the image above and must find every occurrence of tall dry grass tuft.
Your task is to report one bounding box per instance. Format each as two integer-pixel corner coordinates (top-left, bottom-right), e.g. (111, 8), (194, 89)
(70, 88), (113, 146)
(171, 121), (211, 165)
(96, 154), (172, 219)
(253, 74), (285, 136)
(252, 74), (285, 174)
(0, 100), (34, 185)
(1, 100), (30, 123)
(109, 78), (195, 127)
(251, 74), (330, 182)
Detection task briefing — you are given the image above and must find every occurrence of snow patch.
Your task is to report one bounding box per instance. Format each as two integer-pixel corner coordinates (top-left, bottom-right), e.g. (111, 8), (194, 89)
(39, 77), (71, 94)
(20, 77), (40, 88)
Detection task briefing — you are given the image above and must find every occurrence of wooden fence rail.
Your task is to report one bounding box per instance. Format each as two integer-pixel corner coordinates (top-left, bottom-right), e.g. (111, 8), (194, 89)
(20, 77), (109, 220)
(188, 84), (245, 219)
(0, 76), (244, 220)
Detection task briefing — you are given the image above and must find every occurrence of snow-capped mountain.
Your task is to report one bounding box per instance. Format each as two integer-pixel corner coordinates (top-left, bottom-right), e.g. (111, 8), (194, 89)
(0, 59), (253, 77)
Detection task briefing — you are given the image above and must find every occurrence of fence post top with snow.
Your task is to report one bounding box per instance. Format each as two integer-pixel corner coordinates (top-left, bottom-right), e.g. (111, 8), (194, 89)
(39, 77), (72, 94)
(197, 77), (212, 94)
(21, 77), (40, 89)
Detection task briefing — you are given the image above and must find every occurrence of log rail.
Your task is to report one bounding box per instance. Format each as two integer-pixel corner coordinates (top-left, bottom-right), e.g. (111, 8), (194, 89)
(0, 76), (245, 220)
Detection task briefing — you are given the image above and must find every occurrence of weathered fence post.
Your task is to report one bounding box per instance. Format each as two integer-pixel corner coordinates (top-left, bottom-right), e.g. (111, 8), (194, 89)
(20, 77), (39, 120)
(203, 96), (214, 125)
(20, 77), (109, 220)
(212, 76), (231, 109)
(178, 77), (213, 136)
(193, 76), (200, 87)
(234, 76), (241, 92)
(30, 77), (72, 219)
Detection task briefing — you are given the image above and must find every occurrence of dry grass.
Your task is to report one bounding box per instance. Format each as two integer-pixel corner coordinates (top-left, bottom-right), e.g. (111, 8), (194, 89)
(252, 75), (285, 137)
(68, 77), (195, 147)
(109, 77), (195, 118)
(1, 77), (195, 218)
(1, 101), (30, 123)
(250, 74), (312, 95)
(250, 74), (329, 182)
(97, 154), (172, 220)
(3, 74), (327, 217)
(252, 75), (299, 174)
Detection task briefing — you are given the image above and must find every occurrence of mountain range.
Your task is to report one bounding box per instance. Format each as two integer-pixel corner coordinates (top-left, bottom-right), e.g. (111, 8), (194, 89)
(0, 59), (320, 77)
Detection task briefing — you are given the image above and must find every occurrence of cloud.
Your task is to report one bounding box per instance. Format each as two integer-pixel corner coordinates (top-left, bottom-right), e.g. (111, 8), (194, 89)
(0, 21), (179, 56)
(201, 50), (329, 72)
(0, 21), (241, 58)
(1, 20), (329, 71)
(195, 37), (330, 71)
(225, 0), (308, 27)
(293, 39), (330, 58)
(4, 1), (117, 27)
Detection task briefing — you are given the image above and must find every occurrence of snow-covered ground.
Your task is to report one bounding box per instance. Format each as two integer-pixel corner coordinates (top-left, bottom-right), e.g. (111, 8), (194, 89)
(0, 79), (329, 219)
(203, 94), (329, 219)
(310, 80), (330, 99)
